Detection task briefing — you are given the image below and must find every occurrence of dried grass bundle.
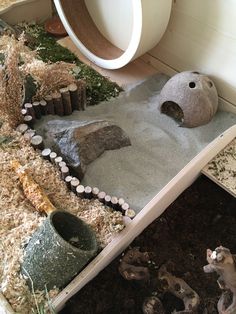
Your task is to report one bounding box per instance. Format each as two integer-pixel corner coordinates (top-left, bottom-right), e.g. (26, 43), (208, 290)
(0, 33), (76, 127)
(22, 60), (76, 100)
(0, 34), (36, 64)
(0, 36), (24, 128)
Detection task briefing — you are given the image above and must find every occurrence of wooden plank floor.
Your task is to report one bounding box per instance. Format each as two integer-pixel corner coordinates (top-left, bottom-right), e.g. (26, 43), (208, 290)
(57, 36), (159, 89)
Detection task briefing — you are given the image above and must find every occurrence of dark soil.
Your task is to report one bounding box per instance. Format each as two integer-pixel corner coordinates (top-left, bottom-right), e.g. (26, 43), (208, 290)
(60, 175), (236, 314)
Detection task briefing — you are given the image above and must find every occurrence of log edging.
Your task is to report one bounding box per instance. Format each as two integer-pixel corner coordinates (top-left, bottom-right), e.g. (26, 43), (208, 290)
(17, 81), (136, 219)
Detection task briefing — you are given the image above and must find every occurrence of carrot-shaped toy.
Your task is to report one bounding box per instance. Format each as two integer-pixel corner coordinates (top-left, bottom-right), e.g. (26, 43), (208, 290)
(11, 160), (56, 215)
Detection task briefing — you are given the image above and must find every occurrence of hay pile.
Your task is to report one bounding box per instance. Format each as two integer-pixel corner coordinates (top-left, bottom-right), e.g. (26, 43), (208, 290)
(0, 123), (124, 313)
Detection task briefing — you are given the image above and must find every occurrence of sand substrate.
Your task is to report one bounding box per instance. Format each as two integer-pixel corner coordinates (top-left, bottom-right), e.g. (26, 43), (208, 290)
(36, 74), (236, 212)
(0, 124), (124, 313)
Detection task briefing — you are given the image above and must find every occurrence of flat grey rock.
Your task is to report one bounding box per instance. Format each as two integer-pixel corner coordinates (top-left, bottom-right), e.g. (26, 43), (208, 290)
(42, 119), (131, 178)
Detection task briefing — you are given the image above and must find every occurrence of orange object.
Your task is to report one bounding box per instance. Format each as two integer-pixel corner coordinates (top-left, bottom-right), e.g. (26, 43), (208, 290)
(11, 160), (56, 215)
(45, 16), (67, 37)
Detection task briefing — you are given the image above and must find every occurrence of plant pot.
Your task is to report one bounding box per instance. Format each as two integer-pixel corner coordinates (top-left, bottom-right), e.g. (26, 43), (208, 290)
(22, 211), (98, 291)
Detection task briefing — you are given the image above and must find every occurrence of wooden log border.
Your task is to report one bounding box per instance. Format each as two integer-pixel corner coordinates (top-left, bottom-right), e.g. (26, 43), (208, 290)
(19, 81), (136, 219)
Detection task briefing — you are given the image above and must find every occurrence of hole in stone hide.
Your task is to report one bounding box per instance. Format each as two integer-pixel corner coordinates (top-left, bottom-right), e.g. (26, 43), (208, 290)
(208, 81), (213, 88)
(189, 82), (196, 88)
(161, 101), (184, 124)
(192, 71), (200, 74)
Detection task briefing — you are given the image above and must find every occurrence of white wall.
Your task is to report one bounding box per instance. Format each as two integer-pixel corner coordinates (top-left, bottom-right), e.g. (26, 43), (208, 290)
(146, 0), (236, 109)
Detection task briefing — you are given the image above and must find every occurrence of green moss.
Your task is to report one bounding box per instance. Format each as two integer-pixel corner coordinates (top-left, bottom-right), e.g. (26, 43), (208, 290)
(23, 24), (122, 105)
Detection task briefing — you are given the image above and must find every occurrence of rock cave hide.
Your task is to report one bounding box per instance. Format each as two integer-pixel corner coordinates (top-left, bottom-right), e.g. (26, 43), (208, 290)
(159, 71), (219, 128)
(42, 120), (131, 179)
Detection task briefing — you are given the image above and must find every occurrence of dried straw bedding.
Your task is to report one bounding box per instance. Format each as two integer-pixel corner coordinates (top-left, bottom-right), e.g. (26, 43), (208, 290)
(0, 124), (124, 313)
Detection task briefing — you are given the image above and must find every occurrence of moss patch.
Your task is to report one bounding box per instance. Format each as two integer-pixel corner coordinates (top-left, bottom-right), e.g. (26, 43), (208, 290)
(22, 24), (122, 105)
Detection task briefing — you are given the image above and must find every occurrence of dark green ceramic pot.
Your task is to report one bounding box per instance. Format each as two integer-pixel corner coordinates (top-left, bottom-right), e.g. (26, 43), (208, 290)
(22, 211), (98, 291)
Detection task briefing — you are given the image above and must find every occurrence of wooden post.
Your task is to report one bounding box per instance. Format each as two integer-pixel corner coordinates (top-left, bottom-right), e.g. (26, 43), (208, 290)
(78, 80), (87, 110)
(92, 187), (99, 198)
(98, 191), (106, 204)
(40, 100), (47, 115)
(49, 152), (57, 163)
(55, 156), (63, 167)
(44, 95), (55, 115)
(118, 198), (125, 211)
(70, 177), (80, 193)
(24, 115), (35, 127)
(125, 209), (136, 219)
(30, 135), (44, 150)
(24, 103), (36, 119)
(65, 175), (73, 189)
(118, 198), (125, 206)
(60, 87), (72, 115)
(104, 195), (111, 206)
(52, 92), (64, 116)
(68, 83), (79, 111)
(58, 161), (67, 168)
(33, 101), (42, 119)
(111, 196), (118, 210)
(16, 123), (29, 134)
(76, 185), (85, 198)
(61, 166), (70, 180)
(84, 186), (92, 199)
(24, 129), (36, 141)
(41, 148), (52, 160)
(121, 202), (130, 214)
(21, 108), (27, 116)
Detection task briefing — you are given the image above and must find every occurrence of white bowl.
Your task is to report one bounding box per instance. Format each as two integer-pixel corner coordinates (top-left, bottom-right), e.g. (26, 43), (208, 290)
(54, 0), (172, 69)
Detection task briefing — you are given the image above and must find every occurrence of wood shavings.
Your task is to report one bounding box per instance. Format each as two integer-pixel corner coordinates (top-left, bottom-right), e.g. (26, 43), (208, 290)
(0, 123), (124, 313)
(78, 202), (124, 246)
(202, 138), (236, 197)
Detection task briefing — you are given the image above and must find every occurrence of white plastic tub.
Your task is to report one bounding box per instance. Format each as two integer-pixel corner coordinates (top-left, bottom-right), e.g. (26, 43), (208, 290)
(54, 0), (172, 69)
(52, 125), (236, 312)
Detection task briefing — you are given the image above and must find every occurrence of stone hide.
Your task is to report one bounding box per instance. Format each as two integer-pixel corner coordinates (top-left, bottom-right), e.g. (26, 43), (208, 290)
(159, 71), (219, 128)
(42, 120), (131, 179)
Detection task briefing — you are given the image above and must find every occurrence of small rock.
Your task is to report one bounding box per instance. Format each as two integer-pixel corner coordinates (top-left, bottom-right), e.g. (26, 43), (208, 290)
(42, 119), (131, 178)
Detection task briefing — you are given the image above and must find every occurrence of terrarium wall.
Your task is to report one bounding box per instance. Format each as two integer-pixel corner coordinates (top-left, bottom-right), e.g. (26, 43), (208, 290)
(0, 0), (52, 24)
(145, 0), (236, 110)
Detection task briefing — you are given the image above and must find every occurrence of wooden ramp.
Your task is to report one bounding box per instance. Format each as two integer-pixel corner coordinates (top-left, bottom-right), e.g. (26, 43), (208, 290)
(202, 137), (236, 198)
